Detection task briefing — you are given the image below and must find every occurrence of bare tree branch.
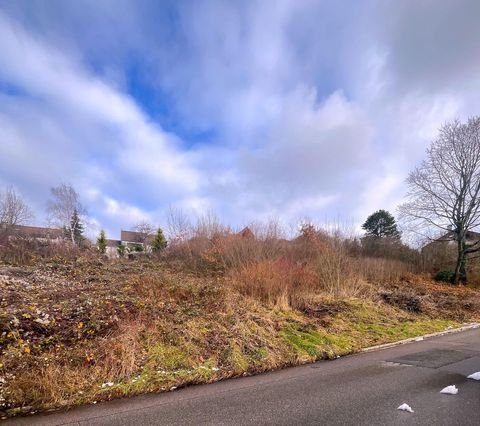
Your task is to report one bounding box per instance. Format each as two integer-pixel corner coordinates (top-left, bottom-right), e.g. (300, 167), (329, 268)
(399, 117), (480, 284)
(47, 184), (86, 244)
(0, 186), (34, 229)
(133, 220), (156, 245)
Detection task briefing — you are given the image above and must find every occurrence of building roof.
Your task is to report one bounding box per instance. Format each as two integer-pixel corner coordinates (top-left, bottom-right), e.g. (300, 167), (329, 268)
(10, 225), (63, 239)
(106, 239), (121, 247)
(237, 226), (255, 239)
(465, 230), (480, 239)
(121, 230), (153, 244)
(422, 230), (480, 249)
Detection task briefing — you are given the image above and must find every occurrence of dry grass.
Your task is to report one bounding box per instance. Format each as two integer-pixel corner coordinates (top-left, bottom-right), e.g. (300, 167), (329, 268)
(1, 257), (477, 417)
(2, 219), (480, 418)
(354, 257), (417, 282)
(230, 259), (317, 309)
(0, 237), (91, 266)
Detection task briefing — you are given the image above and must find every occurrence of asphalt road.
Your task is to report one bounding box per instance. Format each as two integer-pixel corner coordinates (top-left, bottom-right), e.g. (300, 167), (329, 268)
(6, 327), (480, 426)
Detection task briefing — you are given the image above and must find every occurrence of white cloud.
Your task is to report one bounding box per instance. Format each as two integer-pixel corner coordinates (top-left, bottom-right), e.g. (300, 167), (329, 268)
(2, 1), (480, 236)
(239, 88), (374, 200)
(0, 10), (200, 233)
(104, 197), (149, 224)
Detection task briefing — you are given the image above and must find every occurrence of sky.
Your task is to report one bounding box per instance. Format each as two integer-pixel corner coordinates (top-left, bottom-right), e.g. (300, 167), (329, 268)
(1, 0), (480, 239)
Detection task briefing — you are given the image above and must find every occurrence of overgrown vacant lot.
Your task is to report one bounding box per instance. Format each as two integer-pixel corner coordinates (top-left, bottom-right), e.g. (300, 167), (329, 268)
(1, 254), (479, 418)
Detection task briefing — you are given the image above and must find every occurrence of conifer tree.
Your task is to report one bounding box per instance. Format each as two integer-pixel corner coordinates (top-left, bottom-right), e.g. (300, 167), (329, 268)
(97, 229), (107, 254)
(64, 209), (84, 245)
(152, 227), (168, 252)
(362, 210), (401, 240)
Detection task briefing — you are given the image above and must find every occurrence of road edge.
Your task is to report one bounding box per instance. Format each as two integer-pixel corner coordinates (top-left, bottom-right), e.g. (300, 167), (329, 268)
(360, 322), (480, 353)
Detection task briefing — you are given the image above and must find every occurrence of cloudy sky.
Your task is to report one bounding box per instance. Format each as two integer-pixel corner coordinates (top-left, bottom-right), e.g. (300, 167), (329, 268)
(1, 0), (479, 238)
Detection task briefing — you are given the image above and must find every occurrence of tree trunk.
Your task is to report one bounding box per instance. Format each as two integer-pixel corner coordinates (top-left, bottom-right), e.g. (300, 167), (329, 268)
(453, 237), (467, 284)
(69, 221), (76, 245)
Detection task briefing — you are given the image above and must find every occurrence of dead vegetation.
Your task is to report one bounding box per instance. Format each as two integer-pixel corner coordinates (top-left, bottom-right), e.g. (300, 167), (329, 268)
(1, 222), (479, 418)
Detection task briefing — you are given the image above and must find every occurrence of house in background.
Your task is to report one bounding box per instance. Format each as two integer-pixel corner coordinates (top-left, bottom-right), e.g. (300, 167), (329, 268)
(105, 230), (154, 258)
(105, 239), (122, 257)
(120, 230), (154, 246)
(421, 230), (480, 271)
(2, 224), (63, 242)
(1, 223), (155, 257)
(238, 226), (255, 239)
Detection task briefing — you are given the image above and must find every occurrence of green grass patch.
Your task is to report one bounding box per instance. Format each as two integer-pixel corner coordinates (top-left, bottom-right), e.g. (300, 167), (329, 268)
(280, 300), (460, 361)
(332, 299), (460, 346)
(148, 343), (193, 370)
(281, 324), (355, 360)
(219, 343), (249, 372)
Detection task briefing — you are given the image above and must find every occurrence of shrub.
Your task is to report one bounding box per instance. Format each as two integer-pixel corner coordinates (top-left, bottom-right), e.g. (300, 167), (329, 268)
(230, 259), (317, 309)
(353, 257), (415, 282)
(0, 238), (87, 265)
(434, 270), (455, 283)
(129, 243), (144, 253)
(314, 240), (365, 298)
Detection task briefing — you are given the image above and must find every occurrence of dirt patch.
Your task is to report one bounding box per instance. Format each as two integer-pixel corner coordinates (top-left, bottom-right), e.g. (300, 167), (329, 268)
(302, 301), (350, 325)
(379, 291), (423, 313)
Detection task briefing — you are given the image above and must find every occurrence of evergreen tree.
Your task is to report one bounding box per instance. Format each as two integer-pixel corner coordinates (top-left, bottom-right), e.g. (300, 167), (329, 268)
(64, 209), (84, 245)
(361, 209), (401, 240)
(131, 243), (144, 253)
(97, 229), (107, 254)
(117, 242), (126, 257)
(152, 227), (168, 252)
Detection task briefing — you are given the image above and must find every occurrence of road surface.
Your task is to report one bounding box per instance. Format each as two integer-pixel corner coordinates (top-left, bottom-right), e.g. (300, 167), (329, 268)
(6, 327), (480, 425)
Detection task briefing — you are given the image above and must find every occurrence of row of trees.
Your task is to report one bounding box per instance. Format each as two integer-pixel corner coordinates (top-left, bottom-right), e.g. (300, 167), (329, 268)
(96, 227), (167, 255)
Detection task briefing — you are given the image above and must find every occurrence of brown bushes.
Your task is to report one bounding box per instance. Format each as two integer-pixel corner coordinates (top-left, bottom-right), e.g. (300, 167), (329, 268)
(165, 216), (288, 273)
(161, 219), (421, 308)
(314, 239), (365, 298)
(230, 259), (317, 309)
(352, 257), (416, 282)
(0, 215), (422, 309)
(0, 237), (90, 266)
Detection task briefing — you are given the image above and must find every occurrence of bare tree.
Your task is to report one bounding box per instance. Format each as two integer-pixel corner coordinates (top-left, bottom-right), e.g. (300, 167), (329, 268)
(399, 117), (480, 284)
(0, 186), (34, 229)
(194, 211), (227, 239)
(133, 220), (155, 245)
(166, 206), (192, 241)
(47, 184), (85, 244)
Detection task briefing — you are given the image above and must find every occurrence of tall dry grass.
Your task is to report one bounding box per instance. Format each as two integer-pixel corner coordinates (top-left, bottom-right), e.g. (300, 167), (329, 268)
(230, 258), (318, 309)
(165, 213), (288, 272)
(7, 319), (151, 409)
(354, 257), (416, 282)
